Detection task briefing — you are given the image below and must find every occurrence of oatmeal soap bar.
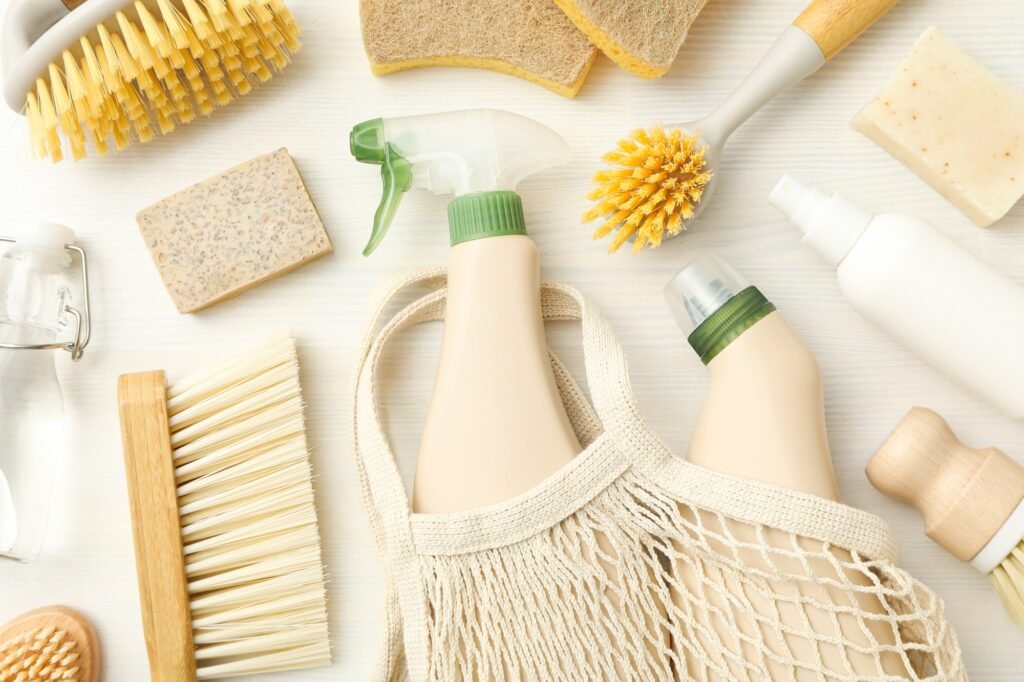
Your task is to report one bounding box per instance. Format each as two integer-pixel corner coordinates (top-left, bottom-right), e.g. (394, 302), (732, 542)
(137, 149), (333, 313)
(852, 27), (1024, 227)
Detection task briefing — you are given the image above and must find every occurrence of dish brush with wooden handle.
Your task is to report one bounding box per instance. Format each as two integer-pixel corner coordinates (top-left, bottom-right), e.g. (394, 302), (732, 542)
(117, 333), (330, 680)
(584, 0), (901, 253)
(867, 407), (1024, 627)
(1, 0), (301, 163)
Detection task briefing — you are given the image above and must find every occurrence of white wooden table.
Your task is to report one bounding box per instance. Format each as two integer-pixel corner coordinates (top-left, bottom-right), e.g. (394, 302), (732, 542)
(1, 0), (1022, 678)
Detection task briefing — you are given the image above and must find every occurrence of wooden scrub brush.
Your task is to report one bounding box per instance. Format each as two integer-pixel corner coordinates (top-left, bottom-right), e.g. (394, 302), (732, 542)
(583, 0), (900, 252)
(117, 333), (331, 680)
(1, 0), (301, 162)
(0, 606), (100, 682)
(868, 407), (1024, 627)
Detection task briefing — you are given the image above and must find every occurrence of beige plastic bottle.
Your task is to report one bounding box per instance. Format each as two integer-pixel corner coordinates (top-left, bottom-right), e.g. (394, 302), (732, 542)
(350, 109), (581, 515)
(665, 253), (909, 679)
(668, 254), (838, 499)
(413, 235), (580, 513)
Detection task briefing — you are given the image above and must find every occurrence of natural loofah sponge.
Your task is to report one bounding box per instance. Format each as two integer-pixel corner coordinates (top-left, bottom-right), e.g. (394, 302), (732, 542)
(137, 149), (333, 314)
(553, 0), (709, 79)
(360, 0), (598, 98)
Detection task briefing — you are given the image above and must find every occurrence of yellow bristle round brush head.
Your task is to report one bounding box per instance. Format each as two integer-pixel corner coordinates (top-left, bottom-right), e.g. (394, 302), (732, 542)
(2, 0), (301, 163)
(584, 125), (713, 253)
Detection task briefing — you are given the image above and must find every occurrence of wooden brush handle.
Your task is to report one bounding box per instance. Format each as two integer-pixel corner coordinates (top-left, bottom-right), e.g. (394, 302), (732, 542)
(867, 407), (1024, 562)
(62, 0), (86, 9)
(118, 371), (198, 682)
(794, 0), (901, 60)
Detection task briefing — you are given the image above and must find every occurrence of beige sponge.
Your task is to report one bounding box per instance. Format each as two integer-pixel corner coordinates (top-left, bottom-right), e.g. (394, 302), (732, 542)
(360, 0), (598, 98)
(553, 0), (709, 79)
(137, 149), (333, 314)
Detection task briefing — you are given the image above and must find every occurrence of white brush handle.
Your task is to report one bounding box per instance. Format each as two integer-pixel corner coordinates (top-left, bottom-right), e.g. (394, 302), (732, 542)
(697, 26), (825, 147)
(1, 0), (132, 113)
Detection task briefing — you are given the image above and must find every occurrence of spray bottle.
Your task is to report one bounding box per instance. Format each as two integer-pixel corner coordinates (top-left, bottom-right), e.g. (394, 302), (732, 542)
(351, 109), (580, 514)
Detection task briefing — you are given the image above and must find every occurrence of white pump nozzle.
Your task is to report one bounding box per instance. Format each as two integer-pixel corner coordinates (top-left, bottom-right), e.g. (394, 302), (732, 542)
(769, 174), (873, 266)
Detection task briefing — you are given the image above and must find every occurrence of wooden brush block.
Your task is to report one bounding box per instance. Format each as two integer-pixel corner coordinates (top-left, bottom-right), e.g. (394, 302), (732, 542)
(867, 407), (1024, 562)
(136, 149), (333, 314)
(117, 371), (197, 682)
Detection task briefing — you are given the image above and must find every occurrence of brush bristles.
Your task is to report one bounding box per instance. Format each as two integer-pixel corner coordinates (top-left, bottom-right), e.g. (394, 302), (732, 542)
(990, 542), (1024, 627)
(167, 333), (330, 679)
(584, 125), (713, 253)
(0, 625), (83, 681)
(25, 0), (301, 163)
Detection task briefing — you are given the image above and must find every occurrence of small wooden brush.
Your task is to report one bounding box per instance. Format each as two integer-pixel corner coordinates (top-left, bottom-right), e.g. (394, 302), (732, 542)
(0, 606), (100, 682)
(868, 407), (1024, 627)
(117, 333), (330, 680)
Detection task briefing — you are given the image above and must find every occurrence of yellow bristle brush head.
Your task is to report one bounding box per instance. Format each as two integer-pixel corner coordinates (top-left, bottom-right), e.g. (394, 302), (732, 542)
(584, 125), (713, 253)
(1, 0), (302, 162)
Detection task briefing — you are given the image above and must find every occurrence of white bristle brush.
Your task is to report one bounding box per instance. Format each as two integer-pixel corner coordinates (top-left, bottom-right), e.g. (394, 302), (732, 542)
(867, 407), (1024, 627)
(117, 333), (330, 680)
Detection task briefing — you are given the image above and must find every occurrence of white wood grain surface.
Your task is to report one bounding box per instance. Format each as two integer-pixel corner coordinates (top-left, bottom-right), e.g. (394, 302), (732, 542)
(1, 0), (1022, 679)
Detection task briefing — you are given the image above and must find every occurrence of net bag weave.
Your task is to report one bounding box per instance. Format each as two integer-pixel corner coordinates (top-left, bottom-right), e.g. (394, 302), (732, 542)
(353, 269), (966, 681)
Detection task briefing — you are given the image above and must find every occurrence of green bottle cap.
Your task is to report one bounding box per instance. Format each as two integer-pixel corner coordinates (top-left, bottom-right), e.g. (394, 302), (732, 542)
(687, 287), (776, 365)
(448, 191), (527, 246)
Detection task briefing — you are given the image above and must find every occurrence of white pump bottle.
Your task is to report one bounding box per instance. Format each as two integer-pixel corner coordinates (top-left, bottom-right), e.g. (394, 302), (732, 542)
(352, 109), (580, 514)
(772, 175), (1024, 419)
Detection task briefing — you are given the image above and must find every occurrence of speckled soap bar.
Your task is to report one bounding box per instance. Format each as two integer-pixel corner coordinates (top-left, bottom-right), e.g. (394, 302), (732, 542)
(852, 27), (1024, 227)
(137, 149), (332, 313)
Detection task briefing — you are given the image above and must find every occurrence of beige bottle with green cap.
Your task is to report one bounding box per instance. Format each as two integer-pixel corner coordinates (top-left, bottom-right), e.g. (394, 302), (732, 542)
(666, 253), (838, 499)
(665, 253), (910, 677)
(352, 109), (581, 514)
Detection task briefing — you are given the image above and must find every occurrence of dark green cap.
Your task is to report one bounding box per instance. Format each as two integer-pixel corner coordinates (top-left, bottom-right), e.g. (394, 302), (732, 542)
(687, 286), (776, 365)
(665, 253), (777, 365)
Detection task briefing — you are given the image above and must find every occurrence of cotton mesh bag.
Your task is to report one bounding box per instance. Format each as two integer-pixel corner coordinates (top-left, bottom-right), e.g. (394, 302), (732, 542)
(353, 269), (966, 681)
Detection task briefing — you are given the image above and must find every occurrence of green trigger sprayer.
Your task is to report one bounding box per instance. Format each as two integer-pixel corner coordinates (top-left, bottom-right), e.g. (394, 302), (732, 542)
(350, 109), (570, 256)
